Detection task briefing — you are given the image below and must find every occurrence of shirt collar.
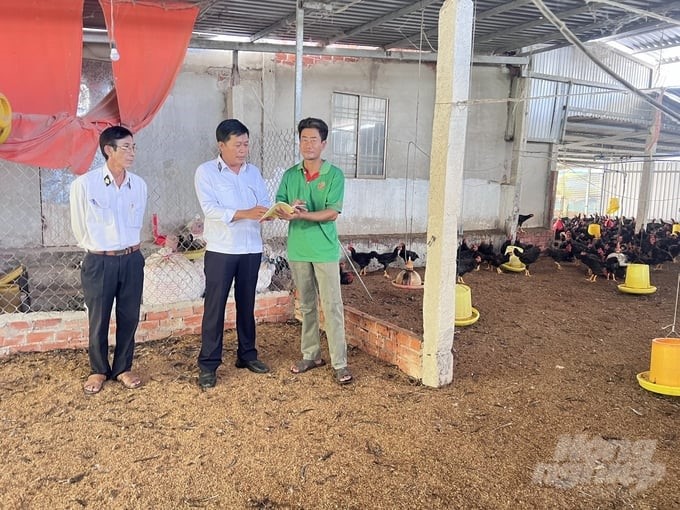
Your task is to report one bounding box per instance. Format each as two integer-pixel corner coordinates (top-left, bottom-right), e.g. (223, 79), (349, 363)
(298, 160), (329, 175)
(217, 156), (246, 174)
(103, 164), (131, 189)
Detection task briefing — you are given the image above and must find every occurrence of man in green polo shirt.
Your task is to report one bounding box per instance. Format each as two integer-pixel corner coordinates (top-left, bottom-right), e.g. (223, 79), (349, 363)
(275, 117), (352, 385)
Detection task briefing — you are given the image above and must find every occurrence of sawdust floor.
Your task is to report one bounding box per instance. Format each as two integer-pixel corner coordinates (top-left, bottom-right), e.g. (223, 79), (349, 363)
(1, 257), (680, 509)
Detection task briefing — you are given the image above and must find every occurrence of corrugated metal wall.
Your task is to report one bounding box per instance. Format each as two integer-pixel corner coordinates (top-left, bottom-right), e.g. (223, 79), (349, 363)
(532, 46), (651, 88)
(558, 160), (680, 221)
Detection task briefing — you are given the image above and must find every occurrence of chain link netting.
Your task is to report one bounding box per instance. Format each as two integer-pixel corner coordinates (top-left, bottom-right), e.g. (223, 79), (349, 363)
(0, 128), (298, 314)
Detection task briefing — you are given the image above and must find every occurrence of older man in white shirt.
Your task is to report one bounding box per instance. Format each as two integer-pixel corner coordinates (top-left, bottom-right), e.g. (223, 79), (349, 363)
(194, 119), (272, 389)
(70, 126), (147, 395)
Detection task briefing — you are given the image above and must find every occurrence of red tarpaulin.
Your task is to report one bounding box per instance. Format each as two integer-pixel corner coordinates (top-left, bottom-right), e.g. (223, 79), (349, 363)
(0, 0), (198, 174)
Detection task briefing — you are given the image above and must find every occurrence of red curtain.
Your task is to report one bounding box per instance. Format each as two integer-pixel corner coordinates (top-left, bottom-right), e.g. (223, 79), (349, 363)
(0, 0), (198, 174)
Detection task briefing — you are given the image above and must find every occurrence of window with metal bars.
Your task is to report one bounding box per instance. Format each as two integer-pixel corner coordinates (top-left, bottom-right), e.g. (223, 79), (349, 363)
(330, 92), (387, 178)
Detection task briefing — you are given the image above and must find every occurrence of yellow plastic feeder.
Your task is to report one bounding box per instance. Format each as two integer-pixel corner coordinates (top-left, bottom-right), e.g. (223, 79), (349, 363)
(500, 245), (525, 273)
(618, 263), (656, 294)
(637, 338), (680, 396)
(673, 224), (680, 235)
(454, 284), (479, 327)
(587, 223), (601, 238)
(0, 93), (12, 145)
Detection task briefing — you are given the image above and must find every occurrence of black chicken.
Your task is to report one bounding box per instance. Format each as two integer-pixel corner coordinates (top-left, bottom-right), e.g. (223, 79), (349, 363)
(604, 252), (627, 281)
(578, 251), (605, 282)
(515, 245), (541, 276)
(546, 243), (575, 270)
(517, 213), (534, 232)
(398, 242), (419, 264)
(375, 246), (400, 278)
(348, 244), (377, 276)
(457, 254), (481, 284)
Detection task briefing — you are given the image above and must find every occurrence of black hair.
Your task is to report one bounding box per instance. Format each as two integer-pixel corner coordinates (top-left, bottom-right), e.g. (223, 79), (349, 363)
(216, 119), (249, 143)
(99, 125), (134, 160)
(297, 117), (328, 142)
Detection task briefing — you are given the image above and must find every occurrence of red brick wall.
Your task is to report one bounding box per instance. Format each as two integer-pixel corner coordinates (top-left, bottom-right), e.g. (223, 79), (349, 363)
(274, 53), (360, 67)
(0, 291), (293, 356)
(344, 306), (422, 379)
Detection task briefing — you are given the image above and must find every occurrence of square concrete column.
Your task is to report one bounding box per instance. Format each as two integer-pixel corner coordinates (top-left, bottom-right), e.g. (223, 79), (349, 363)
(421, 0), (474, 388)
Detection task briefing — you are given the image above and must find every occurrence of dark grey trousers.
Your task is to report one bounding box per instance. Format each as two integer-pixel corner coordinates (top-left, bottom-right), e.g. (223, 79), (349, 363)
(81, 250), (144, 379)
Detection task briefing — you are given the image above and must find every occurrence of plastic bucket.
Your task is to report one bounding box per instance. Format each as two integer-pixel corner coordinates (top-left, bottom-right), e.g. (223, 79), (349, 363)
(624, 263), (650, 289)
(455, 284), (473, 320)
(587, 223), (601, 238)
(649, 338), (680, 387)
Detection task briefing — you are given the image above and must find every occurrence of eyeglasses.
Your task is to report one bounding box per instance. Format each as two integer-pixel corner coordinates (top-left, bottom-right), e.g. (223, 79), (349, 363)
(114, 143), (137, 152)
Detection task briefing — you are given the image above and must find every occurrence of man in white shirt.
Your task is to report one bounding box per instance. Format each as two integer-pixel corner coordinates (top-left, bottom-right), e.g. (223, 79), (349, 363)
(194, 119), (272, 389)
(70, 126), (147, 395)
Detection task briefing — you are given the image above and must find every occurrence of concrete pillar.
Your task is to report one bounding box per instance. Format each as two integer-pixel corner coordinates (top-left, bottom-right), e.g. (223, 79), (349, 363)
(635, 105), (660, 229)
(421, 0), (473, 388)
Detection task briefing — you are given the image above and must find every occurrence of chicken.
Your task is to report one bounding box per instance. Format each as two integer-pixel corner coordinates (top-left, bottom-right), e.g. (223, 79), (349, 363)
(348, 244), (377, 276)
(515, 245), (541, 276)
(457, 253), (481, 283)
(375, 246), (400, 278)
(545, 243), (575, 270)
(339, 262), (354, 285)
(517, 213), (534, 233)
(578, 251), (605, 282)
(398, 242), (419, 264)
(605, 251), (628, 281)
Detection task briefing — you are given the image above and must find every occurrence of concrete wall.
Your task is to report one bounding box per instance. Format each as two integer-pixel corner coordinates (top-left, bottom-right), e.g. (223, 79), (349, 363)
(1, 50), (545, 249)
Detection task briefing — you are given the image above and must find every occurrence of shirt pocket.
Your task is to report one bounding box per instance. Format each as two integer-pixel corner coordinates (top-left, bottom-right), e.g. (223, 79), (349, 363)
(86, 192), (114, 226)
(126, 198), (144, 228)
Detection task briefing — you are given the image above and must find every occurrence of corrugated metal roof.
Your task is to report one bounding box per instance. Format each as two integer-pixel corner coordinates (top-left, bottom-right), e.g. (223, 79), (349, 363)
(81, 0), (680, 58)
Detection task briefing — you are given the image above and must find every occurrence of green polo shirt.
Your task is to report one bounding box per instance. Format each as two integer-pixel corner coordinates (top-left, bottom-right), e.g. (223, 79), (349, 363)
(275, 160), (344, 262)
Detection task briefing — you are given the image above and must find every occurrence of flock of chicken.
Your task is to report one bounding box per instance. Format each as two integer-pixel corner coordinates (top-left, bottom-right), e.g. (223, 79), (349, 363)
(455, 215), (680, 283)
(347, 243), (419, 280)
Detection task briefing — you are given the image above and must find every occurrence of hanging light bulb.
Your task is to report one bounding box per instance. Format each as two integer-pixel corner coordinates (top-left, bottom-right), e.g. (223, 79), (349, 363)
(110, 41), (120, 61)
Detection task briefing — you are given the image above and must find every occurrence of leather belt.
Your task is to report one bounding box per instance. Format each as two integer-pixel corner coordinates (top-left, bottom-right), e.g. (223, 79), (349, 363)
(88, 244), (140, 256)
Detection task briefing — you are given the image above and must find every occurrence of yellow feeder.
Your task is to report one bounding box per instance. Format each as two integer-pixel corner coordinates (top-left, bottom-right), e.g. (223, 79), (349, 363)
(618, 263), (656, 294)
(606, 197), (620, 215)
(0, 93), (12, 145)
(673, 224), (680, 235)
(454, 284), (479, 327)
(500, 245), (525, 273)
(587, 223), (601, 238)
(637, 338), (680, 396)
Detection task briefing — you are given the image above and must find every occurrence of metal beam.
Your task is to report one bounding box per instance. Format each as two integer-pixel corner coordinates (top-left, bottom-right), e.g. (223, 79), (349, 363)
(476, 0), (534, 21)
(325, 0), (440, 46)
(384, 27), (438, 51)
(250, 14), (296, 42)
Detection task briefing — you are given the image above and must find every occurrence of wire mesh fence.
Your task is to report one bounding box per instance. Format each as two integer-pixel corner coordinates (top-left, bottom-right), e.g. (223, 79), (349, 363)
(0, 128), (298, 314)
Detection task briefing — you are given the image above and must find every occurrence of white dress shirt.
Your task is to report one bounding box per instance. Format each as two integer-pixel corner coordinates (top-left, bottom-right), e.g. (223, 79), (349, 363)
(70, 164), (148, 251)
(194, 157), (271, 254)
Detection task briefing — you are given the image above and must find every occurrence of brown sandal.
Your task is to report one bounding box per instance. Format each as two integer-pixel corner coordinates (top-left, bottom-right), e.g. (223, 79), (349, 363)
(83, 374), (106, 395)
(291, 358), (326, 374)
(116, 371), (142, 389)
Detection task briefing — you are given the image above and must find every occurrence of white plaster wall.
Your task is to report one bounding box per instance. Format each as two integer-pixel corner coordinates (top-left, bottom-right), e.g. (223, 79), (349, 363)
(1, 51), (537, 249)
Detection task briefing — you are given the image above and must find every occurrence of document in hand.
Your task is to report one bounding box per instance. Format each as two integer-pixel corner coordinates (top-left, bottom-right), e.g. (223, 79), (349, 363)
(260, 202), (295, 221)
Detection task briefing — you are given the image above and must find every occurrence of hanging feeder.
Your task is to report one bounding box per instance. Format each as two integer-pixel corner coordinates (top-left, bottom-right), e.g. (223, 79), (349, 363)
(0, 93), (12, 145)
(587, 223), (601, 238)
(392, 259), (423, 289)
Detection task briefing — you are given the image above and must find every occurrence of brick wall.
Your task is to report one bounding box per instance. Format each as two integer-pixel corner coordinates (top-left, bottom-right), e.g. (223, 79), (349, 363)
(274, 53), (360, 67)
(0, 291), (293, 356)
(344, 306), (422, 380)
(294, 294), (423, 379)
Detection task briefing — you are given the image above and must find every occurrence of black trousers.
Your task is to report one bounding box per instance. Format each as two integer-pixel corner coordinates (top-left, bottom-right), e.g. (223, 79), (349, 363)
(81, 250), (144, 379)
(198, 251), (261, 372)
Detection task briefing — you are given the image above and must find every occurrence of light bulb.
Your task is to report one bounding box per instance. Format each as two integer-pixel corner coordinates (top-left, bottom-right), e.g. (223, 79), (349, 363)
(110, 43), (120, 62)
